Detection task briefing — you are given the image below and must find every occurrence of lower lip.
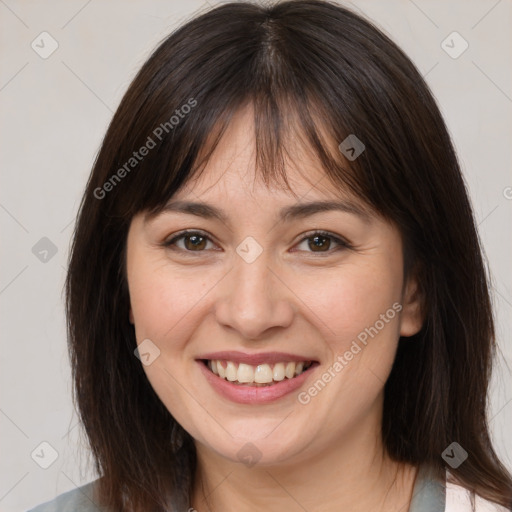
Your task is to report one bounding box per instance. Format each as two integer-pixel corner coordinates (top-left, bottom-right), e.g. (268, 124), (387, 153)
(197, 361), (318, 404)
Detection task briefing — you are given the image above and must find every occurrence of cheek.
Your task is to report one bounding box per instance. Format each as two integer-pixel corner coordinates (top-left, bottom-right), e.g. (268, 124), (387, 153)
(127, 254), (220, 347)
(296, 262), (404, 434)
(295, 259), (403, 351)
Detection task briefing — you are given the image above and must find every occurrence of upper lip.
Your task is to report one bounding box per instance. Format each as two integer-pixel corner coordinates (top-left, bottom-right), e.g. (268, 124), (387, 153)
(196, 351), (317, 366)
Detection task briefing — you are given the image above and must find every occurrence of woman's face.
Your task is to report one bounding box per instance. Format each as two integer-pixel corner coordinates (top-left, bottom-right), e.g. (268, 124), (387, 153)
(126, 105), (422, 467)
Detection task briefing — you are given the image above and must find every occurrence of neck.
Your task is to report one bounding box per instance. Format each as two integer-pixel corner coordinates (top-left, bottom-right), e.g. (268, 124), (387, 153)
(190, 410), (418, 512)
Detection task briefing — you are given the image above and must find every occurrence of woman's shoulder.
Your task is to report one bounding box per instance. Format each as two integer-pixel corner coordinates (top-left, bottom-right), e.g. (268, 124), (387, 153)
(27, 470), (511, 512)
(446, 480), (511, 512)
(27, 479), (111, 512)
(412, 464), (511, 512)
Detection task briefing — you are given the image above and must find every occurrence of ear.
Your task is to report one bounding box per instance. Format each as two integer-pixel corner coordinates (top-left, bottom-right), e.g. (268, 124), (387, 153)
(399, 274), (424, 337)
(129, 308), (134, 324)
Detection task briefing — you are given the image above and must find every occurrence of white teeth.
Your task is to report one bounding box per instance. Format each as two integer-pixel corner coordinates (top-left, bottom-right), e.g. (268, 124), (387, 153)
(225, 361), (238, 381)
(254, 364), (273, 383)
(237, 363), (254, 383)
(206, 359), (312, 385)
(273, 362), (285, 381)
(285, 362), (296, 379)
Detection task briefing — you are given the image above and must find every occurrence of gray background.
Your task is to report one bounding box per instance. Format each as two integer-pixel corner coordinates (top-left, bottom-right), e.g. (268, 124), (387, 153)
(0, 1), (511, 510)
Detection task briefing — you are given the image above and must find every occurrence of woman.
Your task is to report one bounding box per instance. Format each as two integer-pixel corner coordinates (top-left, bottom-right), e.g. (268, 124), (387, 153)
(29, 0), (512, 511)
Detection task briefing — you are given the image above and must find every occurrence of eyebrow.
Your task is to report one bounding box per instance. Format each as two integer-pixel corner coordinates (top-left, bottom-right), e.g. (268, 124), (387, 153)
(146, 199), (372, 225)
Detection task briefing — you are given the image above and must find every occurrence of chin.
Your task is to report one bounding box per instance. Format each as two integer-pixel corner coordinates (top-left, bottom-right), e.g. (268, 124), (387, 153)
(197, 422), (317, 467)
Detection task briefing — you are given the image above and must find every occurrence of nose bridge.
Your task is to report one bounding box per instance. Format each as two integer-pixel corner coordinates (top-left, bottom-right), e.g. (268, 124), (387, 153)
(214, 244), (294, 339)
(234, 248), (273, 302)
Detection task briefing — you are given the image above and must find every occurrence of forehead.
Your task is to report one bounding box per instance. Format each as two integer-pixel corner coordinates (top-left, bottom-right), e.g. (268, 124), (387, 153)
(173, 103), (349, 204)
(151, 108), (375, 229)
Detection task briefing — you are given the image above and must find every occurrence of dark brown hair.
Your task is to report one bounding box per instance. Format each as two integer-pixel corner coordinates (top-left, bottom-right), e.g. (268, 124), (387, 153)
(65, 0), (512, 510)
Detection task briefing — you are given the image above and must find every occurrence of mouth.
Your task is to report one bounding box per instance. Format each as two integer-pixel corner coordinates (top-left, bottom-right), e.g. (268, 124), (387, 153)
(196, 353), (320, 404)
(200, 359), (317, 387)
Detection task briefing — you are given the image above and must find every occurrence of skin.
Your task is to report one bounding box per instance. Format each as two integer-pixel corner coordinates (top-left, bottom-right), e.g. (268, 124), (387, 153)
(126, 104), (424, 511)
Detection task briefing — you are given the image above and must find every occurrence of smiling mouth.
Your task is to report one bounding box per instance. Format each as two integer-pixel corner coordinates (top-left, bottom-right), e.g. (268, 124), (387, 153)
(200, 359), (318, 387)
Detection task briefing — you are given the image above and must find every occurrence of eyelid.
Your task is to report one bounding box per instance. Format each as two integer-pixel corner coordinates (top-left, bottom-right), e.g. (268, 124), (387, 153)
(291, 229), (353, 253)
(163, 229), (219, 252)
(162, 229), (353, 255)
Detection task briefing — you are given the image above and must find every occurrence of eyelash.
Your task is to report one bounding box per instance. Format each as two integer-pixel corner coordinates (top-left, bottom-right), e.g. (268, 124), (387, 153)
(162, 229), (352, 256)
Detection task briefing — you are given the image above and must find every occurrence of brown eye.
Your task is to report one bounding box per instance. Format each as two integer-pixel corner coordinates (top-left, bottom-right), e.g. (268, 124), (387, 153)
(183, 234), (207, 251)
(294, 231), (350, 254)
(307, 234), (332, 252)
(164, 231), (215, 253)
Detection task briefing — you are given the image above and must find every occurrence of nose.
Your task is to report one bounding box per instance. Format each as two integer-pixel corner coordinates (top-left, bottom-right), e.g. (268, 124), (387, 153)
(214, 251), (295, 340)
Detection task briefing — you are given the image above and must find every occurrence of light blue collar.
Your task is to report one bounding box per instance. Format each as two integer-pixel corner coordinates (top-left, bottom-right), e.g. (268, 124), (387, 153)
(408, 465), (446, 512)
